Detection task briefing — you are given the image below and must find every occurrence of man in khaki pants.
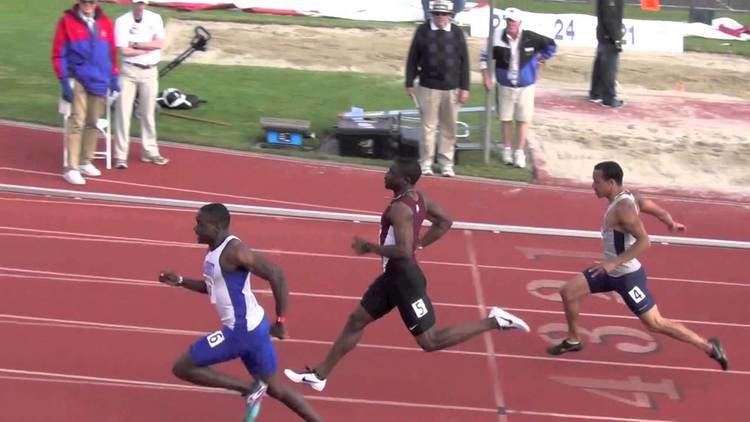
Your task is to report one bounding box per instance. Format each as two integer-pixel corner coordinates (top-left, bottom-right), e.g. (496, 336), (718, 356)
(52, 0), (120, 185)
(114, 0), (168, 169)
(405, 0), (470, 177)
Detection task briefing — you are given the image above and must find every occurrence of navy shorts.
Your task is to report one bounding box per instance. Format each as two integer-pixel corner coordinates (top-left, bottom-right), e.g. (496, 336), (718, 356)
(360, 260), (436, 336)
(189, 316), (277, 378)
(584, 266), (656, 316)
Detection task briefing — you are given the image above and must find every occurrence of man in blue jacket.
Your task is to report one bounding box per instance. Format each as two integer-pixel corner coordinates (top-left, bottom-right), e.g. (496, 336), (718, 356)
(52, 0), (120, 185)
(480, 8), (556, 169)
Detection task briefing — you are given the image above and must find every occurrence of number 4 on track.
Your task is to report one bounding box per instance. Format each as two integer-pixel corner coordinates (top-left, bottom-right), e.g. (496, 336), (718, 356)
(550, 375), (681, 409)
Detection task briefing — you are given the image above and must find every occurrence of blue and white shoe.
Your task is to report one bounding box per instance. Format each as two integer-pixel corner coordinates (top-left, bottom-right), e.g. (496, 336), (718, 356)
(244, 380), (268, 422)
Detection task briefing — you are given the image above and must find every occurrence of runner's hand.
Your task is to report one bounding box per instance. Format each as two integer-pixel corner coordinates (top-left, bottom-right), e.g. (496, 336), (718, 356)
(352, 236), (372, 255)
(270, 322), (288, 339)
(668, 221), (686, 232)
(588, 261), (617, 277)
(159, 271), (181, 286)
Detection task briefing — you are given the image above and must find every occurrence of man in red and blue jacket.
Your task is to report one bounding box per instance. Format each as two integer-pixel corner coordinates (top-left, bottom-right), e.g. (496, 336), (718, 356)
(52, 0), (119, 185)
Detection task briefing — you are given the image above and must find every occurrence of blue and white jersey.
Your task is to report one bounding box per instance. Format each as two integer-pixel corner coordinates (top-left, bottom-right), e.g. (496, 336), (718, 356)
(602, 191), (642, 277)
(203, 235), (264, 331)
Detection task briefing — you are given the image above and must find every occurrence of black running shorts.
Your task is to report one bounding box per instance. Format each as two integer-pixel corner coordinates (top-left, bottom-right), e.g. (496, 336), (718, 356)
(360, 260), (436, 336)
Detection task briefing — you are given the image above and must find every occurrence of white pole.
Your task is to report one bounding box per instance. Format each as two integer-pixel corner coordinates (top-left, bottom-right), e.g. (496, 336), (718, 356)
(482, 1), (496, 164)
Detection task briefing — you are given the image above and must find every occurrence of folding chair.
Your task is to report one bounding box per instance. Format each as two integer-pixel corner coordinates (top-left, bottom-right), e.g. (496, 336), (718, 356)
(59, 79), (113, 170)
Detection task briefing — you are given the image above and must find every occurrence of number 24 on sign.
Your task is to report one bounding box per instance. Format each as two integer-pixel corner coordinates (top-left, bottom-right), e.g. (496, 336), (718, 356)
(554, 19), (636, 45)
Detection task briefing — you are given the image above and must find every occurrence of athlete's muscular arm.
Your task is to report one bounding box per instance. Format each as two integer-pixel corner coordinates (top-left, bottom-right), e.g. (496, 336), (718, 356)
(418, 194), (453, 248)
(591, 202), (651, 276)
(226, 242), (289, 339)
(353, 202), (414, 259)
(158, 271), (208, 294)
(635, 194), (686, 232)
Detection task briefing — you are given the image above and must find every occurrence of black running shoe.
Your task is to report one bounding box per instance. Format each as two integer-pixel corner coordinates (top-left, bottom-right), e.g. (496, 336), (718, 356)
(708, 338), (729, 371)
(547, 339), (584, 355)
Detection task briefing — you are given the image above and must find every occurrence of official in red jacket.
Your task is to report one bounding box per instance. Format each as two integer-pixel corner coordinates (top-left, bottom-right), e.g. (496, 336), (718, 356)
(52, 0), (119, 185)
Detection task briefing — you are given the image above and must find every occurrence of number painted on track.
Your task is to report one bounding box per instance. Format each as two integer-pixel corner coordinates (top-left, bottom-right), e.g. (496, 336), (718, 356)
(550, 375), (680, 409)
(538, 323), (659, 354)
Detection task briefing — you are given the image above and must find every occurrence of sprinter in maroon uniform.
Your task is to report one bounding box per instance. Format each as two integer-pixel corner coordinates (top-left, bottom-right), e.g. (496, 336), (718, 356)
(284, 158), (530, 393)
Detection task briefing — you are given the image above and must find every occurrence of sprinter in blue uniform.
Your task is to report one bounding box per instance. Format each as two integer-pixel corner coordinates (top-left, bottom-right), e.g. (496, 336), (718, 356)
(159, 203), (322, 421)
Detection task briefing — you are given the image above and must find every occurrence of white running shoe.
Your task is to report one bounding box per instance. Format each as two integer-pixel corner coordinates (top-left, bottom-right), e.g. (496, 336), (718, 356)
(284, 367), (327, 392)
(79, 163), (101, 177)
(63, 169), (86, 185)
(502, 147), (513, 165)
(489, 307), (530, 332)
(513, 149), (527, 169)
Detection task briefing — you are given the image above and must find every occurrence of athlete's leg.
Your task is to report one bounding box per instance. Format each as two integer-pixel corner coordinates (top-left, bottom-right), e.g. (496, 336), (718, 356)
(285, 274), (390, 390)
(258, 373), (322, 422)
(617, 267), (727, 370)
(639, 306), (710, 352)
(314, 304), (374, 378)
(547, 271), (599, 355)
(240, 324), (323, 422)
(559, 272), (593, 342)
(638, 307), (729, 370)
(172, 350), (250, 394)
(395, 265), (528, 352)
(415, 314), (498, 352)
(284, 304), (375, 391)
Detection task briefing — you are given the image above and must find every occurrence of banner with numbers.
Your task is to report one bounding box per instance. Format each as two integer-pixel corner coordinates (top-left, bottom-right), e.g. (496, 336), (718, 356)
(469, 9), (685, 53)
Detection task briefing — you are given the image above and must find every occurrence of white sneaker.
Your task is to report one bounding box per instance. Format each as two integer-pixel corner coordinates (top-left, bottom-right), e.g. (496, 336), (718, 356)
(141, 155), (170, 165)
(79, 163), (101, 177)
(284, 368), (327, 392)
(441, 167), (455, 177)
(502, 147), (513, 165)
(63, 169), (86, 185)
(421, 167), (434, 176)
(513, 149), (526, 169)
(489, 307), (530, 332)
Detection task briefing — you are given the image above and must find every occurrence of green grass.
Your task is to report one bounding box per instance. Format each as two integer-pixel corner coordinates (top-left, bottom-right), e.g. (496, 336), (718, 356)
(0, 0), (746, 182)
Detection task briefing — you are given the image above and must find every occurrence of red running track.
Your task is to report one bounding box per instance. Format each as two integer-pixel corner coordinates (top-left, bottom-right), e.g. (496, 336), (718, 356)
(2, 122), (750, 240)
(0, 122), (748, 421)
(0, 193), (747, 422)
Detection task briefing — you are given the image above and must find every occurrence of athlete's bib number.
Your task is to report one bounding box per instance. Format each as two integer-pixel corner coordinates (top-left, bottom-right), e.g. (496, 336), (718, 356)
(628, 286), (646, 304)
(207, 331), (225, 348)
(411, 299), (428, 318)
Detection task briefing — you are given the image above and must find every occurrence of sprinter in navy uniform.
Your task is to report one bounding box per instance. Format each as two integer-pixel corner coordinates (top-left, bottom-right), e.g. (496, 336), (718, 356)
(283, 158), (530, 392)
(546, 161), (729, 371)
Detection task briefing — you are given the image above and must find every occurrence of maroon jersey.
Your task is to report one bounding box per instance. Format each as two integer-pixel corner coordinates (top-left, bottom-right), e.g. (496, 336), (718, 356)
(379, 191), (426, 269)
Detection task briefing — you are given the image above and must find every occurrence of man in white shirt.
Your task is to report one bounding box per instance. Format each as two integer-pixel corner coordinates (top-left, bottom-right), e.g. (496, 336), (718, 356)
(114, 0), (169, 168)
(480, 8), (556, 169)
